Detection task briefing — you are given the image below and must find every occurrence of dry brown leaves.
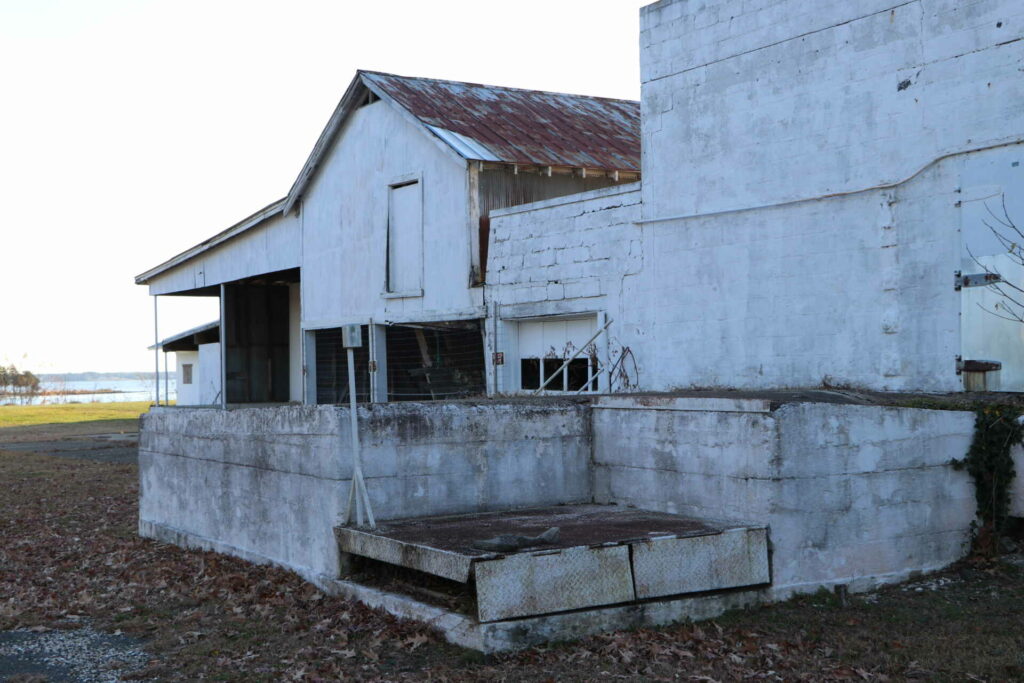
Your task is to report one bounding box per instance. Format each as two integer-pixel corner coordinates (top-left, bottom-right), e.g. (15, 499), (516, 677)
(2, 451), (1020, 681)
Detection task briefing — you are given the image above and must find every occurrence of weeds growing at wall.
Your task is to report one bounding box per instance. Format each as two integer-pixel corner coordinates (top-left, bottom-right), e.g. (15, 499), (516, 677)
(952, 405), (1022, 555)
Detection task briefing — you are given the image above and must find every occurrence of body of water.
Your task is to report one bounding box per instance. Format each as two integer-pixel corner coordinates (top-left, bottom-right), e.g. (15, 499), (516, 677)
(0, 378), (176, 406)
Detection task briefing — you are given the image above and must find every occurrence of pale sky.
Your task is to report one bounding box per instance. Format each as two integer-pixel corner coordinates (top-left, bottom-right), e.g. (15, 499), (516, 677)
(0, 0), (649, 374)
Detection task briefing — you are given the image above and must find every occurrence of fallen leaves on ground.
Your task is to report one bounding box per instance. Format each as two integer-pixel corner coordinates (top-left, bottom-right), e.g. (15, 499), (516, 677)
(1, 450), (1022, 681)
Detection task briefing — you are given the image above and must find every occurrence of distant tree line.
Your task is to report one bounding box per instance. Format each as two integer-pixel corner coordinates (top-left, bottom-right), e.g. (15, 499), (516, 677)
(0, 365), (41, 403)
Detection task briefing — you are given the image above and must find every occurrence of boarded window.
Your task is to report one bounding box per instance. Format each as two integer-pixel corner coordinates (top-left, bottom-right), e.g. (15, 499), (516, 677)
(387, 181), (423, 293)
(517, 317), (599, 392)
(181, 364), (193, 385)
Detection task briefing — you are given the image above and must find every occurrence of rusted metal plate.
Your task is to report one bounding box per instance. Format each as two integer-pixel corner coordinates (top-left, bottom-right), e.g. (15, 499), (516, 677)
(334, 527), (473, 583)
(631, 527), (770, 599)
(362, 71), (640, 172)
(474, 545), (634, 622)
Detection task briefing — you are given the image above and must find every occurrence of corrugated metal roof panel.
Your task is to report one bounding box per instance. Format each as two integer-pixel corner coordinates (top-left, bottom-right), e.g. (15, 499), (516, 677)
(362, 71), (640, 172)
(425, 125), (503, 162)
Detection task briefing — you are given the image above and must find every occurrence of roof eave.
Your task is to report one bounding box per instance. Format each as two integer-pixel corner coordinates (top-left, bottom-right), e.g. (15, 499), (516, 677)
(134, 198), (286, 286)
(282, 73), (372, 215)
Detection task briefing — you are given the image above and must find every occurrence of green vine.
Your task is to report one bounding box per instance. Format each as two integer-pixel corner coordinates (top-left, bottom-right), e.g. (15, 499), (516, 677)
(952, 405), (1022, 555)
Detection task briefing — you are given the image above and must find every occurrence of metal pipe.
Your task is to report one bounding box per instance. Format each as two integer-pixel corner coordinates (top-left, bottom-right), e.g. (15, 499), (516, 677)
(153, 296), (159, 406)
(219, 284), (227, 410)
(533, 318), (612, 395)
(347, 346), (375, 528)
(164, 353), (169, 405)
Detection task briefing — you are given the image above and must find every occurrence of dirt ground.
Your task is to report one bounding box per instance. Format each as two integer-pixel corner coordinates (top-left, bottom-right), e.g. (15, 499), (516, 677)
(1, 427), (1023, 681)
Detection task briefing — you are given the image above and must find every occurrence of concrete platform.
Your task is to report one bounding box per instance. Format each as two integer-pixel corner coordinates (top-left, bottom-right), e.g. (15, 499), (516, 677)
(335, 505), (769, 622)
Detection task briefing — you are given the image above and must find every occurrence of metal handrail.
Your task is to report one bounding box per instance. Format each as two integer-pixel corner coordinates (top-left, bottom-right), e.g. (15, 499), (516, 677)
(532, 318), (613, 395)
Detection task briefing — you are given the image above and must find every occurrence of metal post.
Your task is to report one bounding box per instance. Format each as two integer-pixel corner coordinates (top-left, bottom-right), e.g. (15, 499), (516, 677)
(153, 296), (159, 406)
(219, 284), (227, 410)
(340, 325), (375, 529)
(164, 353), (169, 405)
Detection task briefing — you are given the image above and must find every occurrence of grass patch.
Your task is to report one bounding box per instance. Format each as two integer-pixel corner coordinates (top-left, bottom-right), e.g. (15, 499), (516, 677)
(0, 402), (151, 442)
(0, 401), (152, 429)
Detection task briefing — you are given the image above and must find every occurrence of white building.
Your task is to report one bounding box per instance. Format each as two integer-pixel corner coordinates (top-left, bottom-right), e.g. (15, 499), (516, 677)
(133, 1), (1024, 649)
(154, 322), (220, 406)
(136, 71), (640, 405)
(488, 0), (1024, 394)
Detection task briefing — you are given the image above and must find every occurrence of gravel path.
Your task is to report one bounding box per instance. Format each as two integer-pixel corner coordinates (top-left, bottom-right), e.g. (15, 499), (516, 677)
(0, 622), (149, 682)
(0, 434), (137, 465)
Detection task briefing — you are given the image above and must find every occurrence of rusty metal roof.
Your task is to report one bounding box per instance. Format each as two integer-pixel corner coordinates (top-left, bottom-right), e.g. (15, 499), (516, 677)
(361, 71), (640, 172)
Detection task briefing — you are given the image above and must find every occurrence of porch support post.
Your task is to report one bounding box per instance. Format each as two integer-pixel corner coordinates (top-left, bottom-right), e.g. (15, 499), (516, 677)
(369, 321), (388, 403)
(220, 284), (227, 409)
(153, 295), (159, 406)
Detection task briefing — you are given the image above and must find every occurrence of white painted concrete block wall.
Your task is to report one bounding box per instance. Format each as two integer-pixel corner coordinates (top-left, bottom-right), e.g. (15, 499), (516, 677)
(592, 397), (977, 595)
(138, 401), (591, 583)
(622, 165), (962, 391)
(487, 185), (641, 393)
(640, 0), (1024, 216)
(629, 0), (1024, 392)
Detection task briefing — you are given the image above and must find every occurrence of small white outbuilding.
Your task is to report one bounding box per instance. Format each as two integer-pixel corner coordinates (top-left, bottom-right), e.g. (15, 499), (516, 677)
(153, 321), (220, 406)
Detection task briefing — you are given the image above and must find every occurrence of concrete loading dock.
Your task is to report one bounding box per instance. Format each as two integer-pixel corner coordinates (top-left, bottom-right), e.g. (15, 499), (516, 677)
(335, 505), (769, 622)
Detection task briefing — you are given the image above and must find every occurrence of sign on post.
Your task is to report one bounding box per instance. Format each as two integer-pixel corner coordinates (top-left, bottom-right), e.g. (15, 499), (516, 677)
(342, 324), (362, 348)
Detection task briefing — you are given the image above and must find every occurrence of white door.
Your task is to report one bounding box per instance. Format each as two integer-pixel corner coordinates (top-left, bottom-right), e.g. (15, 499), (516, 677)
(517, 316), (598, 392)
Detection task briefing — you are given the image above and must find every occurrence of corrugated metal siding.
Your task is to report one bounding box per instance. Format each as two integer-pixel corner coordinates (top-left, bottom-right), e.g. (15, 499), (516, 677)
(362, 71), (640, 172)
(478, 168), (620, 218)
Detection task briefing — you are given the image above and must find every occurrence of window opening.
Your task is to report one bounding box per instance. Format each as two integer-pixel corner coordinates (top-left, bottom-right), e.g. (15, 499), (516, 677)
(385, 321), (485, 401)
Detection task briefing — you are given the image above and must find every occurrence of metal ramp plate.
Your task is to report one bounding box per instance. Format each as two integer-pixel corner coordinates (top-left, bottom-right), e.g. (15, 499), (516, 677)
(334, 505), (771, 621)
(632, 527), (770, 599)
(474, 545), (634, 622)
(334, 526), (474, 582)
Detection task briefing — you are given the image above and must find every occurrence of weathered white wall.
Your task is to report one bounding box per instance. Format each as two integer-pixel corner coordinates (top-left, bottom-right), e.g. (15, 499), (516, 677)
(592, 396), (977, 595)
(198, 342), (220, 405)
(623, 165), (962, 391)
(147, 210), (301, 296)
(173, 351), (199, 405)
(624, 0), (1024, 392)
(300, 99), (483, 330)
(487, 185), (641, 393)
(139, 396), (1002, 596)
(138, 400), (591, 582)
(640, 0), (1024, 217)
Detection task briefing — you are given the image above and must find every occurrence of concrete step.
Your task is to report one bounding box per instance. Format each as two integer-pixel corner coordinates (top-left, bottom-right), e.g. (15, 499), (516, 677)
(335, 504), (769, 622)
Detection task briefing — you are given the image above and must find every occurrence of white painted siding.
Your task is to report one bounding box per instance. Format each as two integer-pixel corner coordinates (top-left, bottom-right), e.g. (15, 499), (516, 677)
(147, 210), (301, 296)
(301, 99), (482, 329)
(198, 342), (221, 405)
(174, 351), (199, 405)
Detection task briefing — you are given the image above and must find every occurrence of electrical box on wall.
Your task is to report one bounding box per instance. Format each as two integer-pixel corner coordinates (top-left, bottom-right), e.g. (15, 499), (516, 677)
(342, 325), (362, 348)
